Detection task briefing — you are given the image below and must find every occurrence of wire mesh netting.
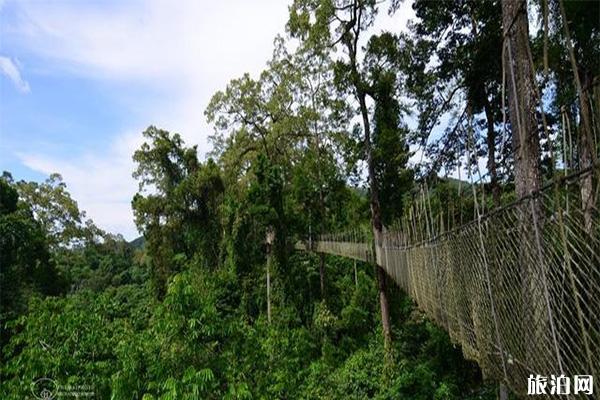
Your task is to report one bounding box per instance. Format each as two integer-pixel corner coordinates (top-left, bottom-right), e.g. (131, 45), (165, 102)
(301, 165), (599, 397)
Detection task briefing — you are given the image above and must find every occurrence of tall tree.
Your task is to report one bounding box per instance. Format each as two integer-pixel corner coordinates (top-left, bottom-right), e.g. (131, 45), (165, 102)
(408, 0), (504, 205)
(132, 126), (224, 297)
(550, 0), (599, 232)
(502, 0), (550, 380)
(0, 175), (66, 349)
(291, 44), (354, 298)
(366, 33), (414, 225)
(207, 39), (354, 307)
(288, 0), (397, 350)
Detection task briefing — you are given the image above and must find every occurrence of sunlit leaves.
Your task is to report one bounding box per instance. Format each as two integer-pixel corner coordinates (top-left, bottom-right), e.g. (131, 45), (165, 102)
(16, 174), (102, 248)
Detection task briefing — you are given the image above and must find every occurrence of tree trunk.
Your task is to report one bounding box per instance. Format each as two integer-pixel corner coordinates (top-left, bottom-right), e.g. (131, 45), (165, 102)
(469, 10), (501, 208)
(558, 0), (597, 233)
(266, 228), (274, 324)
(594, 77), (600, 141)
(319, 253), (326, 298)
(377, 262), (392, 343)
(344, 5), (392, 352)
(579, 71), (595, 233)
(502, 0), (541, 199)
(483, 97), (501, 207)
(498, 383), (509, 400)
(313, 91), (328, 299)
(358, 89), (392, 350)
(502, 0), (548, 372)
(267, 256), (271, 324)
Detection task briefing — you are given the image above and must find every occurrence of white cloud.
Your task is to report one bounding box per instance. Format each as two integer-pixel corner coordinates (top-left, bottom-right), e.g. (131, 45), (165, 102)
(13, 0), (288, 89)
(8, 0), (290, 238)
(0, 56), (30, 93)
(9, 0), (417, 238)
(19, 130), (144, 239)
(11, 0), (293, 148)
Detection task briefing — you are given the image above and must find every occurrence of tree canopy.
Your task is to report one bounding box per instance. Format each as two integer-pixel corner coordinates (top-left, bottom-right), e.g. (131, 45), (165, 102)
(1, 1), (598, 398)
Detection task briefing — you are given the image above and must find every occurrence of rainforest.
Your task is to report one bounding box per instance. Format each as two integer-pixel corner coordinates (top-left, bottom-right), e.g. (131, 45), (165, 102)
(1, 0), (599, 399)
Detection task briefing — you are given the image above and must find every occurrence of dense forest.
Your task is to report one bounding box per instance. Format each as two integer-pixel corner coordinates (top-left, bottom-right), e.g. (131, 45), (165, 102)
(1, 0), (598, 399)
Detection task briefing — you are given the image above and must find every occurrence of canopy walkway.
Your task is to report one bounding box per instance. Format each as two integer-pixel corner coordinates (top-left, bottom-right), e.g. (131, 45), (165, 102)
(297, 165), (599, 397)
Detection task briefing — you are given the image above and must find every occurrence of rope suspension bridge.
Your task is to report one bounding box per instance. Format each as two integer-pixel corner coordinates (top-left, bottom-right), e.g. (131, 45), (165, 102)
(297, 165), (599, 397)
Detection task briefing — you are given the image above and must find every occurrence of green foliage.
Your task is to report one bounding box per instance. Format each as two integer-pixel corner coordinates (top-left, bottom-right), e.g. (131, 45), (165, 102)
(407, 0), (509, 193)
(369, 45), (413, 225)
(0, 176), (67, 350)
(0, 176), (18, 214)
(4, 0), (573, 398)
(1, 241), (495, 400)
(1, 285), (153, 399)
(15, 173), (103, 248)
(132, 127), (225, 296)
(55, 233), (148, 292)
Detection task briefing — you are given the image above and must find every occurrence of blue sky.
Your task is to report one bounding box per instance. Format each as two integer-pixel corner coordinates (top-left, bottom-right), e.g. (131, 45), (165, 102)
(0, 0), (415, 240)
(0, 0), (296, 239)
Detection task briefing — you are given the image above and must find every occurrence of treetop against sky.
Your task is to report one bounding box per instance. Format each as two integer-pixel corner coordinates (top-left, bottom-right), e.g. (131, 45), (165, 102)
(0, 0), (415, 239)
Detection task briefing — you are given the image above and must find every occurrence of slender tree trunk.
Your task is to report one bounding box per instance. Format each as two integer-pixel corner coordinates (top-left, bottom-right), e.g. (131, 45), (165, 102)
(498, 383), (509, 400)
(483, 97), (501, 207)
(579, 71), (595, 233)
(376, 261), (392, 335)
(469, 10), (501, 208)
(344, 5), (392, 352)
(311, 89), (327, 299)
(267, 257), (271, 324)
(266, 228), (274, 324)
(319, 253), (326, 298)
(558, 0), (597, 233)
(317, 159), (326, 299)
(594, 77), (600, 141)
(358, 88), (392, 350)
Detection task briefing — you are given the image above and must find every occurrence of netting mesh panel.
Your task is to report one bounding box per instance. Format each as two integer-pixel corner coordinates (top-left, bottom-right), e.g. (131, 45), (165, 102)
(307, 167), (599, 397)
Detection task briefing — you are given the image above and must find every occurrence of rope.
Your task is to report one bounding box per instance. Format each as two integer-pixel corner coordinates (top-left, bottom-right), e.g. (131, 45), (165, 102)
(299, 163), (600, 396)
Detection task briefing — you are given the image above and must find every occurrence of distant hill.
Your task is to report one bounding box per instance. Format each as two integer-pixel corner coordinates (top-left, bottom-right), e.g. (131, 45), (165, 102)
(129, 236), (145, 249)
